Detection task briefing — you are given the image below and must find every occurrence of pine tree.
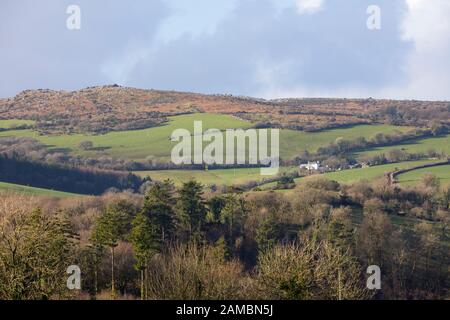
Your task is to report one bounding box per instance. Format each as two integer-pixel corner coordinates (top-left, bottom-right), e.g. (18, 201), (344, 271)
(207, 195), (227, 223)
(142, 180), (176, 243)
(255, 213), (279, 252)
(130, 212), (160, 300)
(220, 194), (247, 239)
(177, 180), (207, 241)
(79, 243), (104, 298)
(91, 200), (135, 299)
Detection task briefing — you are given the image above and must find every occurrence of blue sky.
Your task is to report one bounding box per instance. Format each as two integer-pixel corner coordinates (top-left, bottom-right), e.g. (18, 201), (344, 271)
(1, 0), (450, 100)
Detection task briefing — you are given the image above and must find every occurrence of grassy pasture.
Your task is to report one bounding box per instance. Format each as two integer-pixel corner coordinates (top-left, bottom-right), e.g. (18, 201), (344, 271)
(135, 166), (299, 186)
(304, 160), (437, 185)
(397, 164), (450, 187)
(317, 160), (437, 184)
(0, 181), (78, 198)
(356, 134), (450, 159)
(0, 114), (252, 161)
(0, 113), (410, 161)
(279, 124), (411, 159)
(259, 160), (437, 191)
(0, 119), (35, 129)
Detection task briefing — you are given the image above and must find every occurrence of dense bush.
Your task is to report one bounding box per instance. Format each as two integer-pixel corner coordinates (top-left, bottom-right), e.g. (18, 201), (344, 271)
(256, 241), (370, 300)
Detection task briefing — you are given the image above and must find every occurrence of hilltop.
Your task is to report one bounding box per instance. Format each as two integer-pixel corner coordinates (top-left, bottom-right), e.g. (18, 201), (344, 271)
(0, 85), (449, 134)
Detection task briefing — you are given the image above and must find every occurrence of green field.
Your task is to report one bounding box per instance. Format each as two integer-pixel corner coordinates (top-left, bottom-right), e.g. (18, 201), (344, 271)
(314, 160), (436, 184)
(279, 124), (411, 159)
(0, 119), (35, 129)
(397, 164), (450, 187)
(0, 114), (253, 161)
(135, 166), (299, 186)
(0, 113), (411, 161)
(0, 181), (78, 197)
(357, 134), (450, 158)
(258, 160), (439, 192)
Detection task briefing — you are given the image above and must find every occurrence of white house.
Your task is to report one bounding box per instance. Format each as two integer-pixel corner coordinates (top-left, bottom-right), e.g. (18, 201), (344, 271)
(299, 161), (320, 171)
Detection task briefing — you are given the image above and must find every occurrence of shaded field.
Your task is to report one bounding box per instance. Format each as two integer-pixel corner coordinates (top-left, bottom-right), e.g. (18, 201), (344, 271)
(397, 165), (450, 187)
(0, 113), (410, 161)
(0, 181), (78, 198)
(135, 166), (299, 186)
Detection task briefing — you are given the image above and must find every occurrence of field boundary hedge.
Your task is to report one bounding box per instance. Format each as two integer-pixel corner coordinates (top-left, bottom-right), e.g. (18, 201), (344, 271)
(388, 159), (450, 185)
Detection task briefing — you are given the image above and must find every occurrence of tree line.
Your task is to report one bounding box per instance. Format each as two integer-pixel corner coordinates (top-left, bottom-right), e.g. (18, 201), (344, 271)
(0, 174), (448, 300)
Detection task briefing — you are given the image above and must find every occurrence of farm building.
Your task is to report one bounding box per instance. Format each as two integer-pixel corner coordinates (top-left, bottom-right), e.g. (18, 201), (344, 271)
(299, 161), (320, 171)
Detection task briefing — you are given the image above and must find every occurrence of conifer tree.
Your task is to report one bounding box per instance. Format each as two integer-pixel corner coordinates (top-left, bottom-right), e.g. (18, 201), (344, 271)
(255, 213), (279, 252)
(177, 180), (207, 241)
(220, 194), (248, 240)
(130, 212), (160, 300)
(91, 200), (135, 299)
(141, 180), (176, 243)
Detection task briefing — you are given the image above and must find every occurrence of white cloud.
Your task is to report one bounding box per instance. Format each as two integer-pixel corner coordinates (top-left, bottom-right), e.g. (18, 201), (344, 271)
(296, 0), (324, 14)
(382, 0), (450, 100)
(262, 0), (450, 101)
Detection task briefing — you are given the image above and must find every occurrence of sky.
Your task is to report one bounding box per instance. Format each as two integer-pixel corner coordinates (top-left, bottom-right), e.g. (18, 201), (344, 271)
(1, 0), (449, 100)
